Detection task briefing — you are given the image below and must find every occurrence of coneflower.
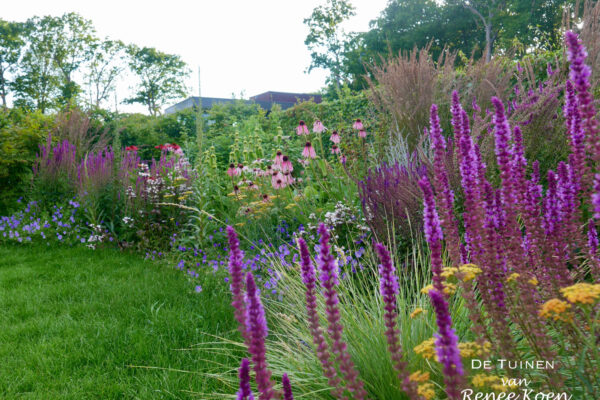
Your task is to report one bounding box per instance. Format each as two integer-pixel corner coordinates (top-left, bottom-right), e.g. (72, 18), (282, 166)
(330, 130), (341, 143)
(281, 155), (293, 173)
(358, 130), (367, 138)
(272, 171), (285, 189)
(274, 150), (284, 167)
(228, 163), (240, 177)
(352, 118), (363, 130)
(302, 142), (317, 159)
(331, 145), (340, 154)
(313, 120), (325, 133)
(296, 120), (309, 135)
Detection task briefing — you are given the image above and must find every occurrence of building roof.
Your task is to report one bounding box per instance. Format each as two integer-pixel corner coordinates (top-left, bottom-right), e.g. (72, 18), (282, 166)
(164, 91), (322, 115)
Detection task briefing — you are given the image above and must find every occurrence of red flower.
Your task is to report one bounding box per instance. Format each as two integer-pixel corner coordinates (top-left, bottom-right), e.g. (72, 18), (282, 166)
(125, 145), (138, 152)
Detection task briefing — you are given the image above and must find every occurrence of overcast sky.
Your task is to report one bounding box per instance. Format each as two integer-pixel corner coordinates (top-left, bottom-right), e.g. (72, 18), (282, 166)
(3, 0), (389, 113)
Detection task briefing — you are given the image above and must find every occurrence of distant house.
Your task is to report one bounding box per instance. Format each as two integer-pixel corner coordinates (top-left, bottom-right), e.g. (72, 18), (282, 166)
(164, 91), (322, 115)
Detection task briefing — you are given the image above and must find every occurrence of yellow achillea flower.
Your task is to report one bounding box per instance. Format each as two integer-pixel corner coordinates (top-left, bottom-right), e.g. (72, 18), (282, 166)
(334, 246), (347, 266)
(421, 282), (456, 295)
(459, 341), (491, 358)
(417, 382), (436, 400)
(410, 308), (426, 319)
(441, 267), (458, 279)
(456, 264), (482, 281)
(539, 298), (572, 322)
(528, 277), (539, 286)
(409, 370), (430, 383)
(560, 283), (600, 304)
(414, 338), (437, 360)
(284, 203), (297, 209)
(506, 273), (520, 283)
(471, 374), (516, 391)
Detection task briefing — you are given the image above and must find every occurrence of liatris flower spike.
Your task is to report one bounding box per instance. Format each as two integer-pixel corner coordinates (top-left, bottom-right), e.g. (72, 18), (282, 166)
(296, 120), (309, 135)
(245, 272), (277, 399)
(282, 373), (294, 400)
(302, 142), (317, 159)
(313, 120), (325, 133)
(353, 118), (364, 130)
(330, 130), (340, 143)
(236, 358), (255, 400)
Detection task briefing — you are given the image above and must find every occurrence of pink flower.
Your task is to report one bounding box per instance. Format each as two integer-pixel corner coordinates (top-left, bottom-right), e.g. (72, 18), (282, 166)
(262, 193), (270, 202)
(358, 130), (367, 138)
(352, 118), (363, 130)
(227, 163), (240, 177)
(313, 120), (325, 133)
(302, 142), (316, 159)
(125, 145), (138, 152)
(272, 171), (286, 189)
(283, 171), (294, 184)
(281, 155), (293, 173)
(274, 150), (283, 167)
(331, 145), (340, 154)
(296, 120), (309, 135)
(330, 130), (340, 143)
(247, 181), (259, 190)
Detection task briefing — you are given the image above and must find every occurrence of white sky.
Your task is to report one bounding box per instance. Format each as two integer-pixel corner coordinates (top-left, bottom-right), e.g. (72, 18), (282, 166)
(2, 0), (389, 113)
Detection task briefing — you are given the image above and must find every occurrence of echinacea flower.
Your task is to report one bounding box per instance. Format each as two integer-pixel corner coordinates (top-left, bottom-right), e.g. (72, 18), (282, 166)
(281, 155), (293, 173)
(228, 163), (240, 177)
(274, 151), (283, 166)
(353, 118), (364, 130)
(330, 130), (340, 143)
(302, 142), (316, 159)
(358, 130), (367, 138)
(296, 120), (309, 135)
(313, 120), (325, 133)
(331, 145), (340, 154)
(272, 172), (285, 189)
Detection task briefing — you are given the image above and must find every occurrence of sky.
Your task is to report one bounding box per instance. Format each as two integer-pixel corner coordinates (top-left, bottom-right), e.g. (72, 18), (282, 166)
(2, 0), (390, 113)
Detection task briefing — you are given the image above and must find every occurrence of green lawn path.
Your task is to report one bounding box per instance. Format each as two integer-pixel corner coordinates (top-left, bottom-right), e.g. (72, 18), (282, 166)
(0, 244), (238, 399)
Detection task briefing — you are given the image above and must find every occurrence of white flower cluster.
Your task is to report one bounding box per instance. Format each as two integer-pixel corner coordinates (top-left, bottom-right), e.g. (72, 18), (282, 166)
(122, 216), (134, 226)
(86, 224), (108, 249)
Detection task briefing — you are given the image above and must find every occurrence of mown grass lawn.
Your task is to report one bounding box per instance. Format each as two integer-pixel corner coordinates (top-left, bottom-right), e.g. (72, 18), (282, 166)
(0, 244), (238, 399)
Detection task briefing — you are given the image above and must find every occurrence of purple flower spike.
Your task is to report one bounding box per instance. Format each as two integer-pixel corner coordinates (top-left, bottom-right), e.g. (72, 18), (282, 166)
(317, 223), (368, 400)
(236, 358), (255, 400)
(282, 373), (294, 400)
(418, 177), (445, 294)
(227, 226), (249, 343)
(298, 238), (344, 399)
(429, 289), (464, 400)
(245, 272), (276, 400)
(375, 243), (423, 399)
(593, 174), (600, 219)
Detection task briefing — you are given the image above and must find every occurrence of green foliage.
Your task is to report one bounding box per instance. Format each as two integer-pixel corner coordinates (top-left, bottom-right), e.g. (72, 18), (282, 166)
(0, 19), (25, 108)
(124, 45), (190, 116)
(0, 108), (54, 214)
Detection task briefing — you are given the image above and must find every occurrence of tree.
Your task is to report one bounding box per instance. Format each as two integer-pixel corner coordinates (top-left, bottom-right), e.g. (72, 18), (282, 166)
(125, 45), (189, 116)
(0, 20), (25, 109)
(304, 0), (356, 90)
(12, 16), (61, 113)
(86, 39), (125, 109)
(50, 12), (96, 105)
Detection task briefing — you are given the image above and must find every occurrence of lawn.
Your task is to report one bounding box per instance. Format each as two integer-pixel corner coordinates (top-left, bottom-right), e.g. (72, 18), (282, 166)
(0, 244), (238, 399)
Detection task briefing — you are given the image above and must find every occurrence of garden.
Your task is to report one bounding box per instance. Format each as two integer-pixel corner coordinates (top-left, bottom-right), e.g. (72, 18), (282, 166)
(2, 1), (600, 399)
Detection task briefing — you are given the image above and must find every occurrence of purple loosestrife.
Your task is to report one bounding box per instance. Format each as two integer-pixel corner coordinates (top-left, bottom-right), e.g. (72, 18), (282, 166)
(245, 272), (277, 400)
(282, 374), (294, 400)
(227, 226), (250, 343)
(428, 289), (463, 400)
(565, 31), (600, 167)
(492, 97), (516, 205)
(317, 223), (368, 400)
(429, 104), (462, 266)
(564, 80), (586, 191)
(374, 243), (424, 399)
(588, 221), (600, 280)
(593, 174), (600, 219)
(298, 237), (346, 400)
(418, 177), (445, 295)
(237, 358), (255, 400)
